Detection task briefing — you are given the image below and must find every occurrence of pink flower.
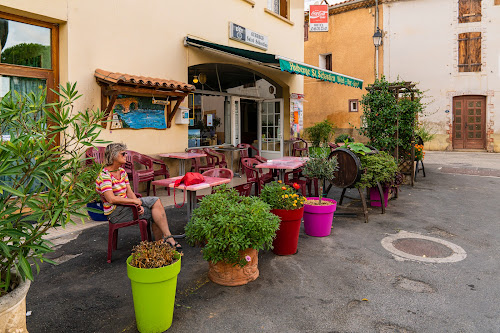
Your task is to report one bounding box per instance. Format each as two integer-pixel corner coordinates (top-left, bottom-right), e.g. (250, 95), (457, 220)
(245, 255), (251, 262)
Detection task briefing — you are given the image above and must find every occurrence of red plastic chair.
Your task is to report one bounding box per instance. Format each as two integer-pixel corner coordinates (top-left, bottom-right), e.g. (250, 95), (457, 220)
(328, 142), (339, 151)
(233, 182), (253, 197)
(187, 148), (214, 173)
(148, 156), (170, 196)
(197, 168), (234, 201)
(203, 148), (228, 169)
(85, 147), (105, 165)
(292, 138), (309, 157)
(129, 152), (155, 195)
(104, 193), (152, 263)
(241, 158), (273, 195)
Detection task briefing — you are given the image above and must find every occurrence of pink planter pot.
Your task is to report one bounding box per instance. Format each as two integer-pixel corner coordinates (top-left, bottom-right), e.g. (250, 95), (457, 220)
(303, 197), (337, 237)
(369, 187), (390, 207)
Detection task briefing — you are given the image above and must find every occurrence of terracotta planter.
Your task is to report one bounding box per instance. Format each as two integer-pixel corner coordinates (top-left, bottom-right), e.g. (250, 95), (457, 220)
(271, 207), (304, 256)
(0, 276), (31, 333)
(208, 248), (259, 286)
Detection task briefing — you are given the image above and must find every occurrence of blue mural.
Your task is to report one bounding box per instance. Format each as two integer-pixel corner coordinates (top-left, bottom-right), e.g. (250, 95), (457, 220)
(111, 95), (167, 129)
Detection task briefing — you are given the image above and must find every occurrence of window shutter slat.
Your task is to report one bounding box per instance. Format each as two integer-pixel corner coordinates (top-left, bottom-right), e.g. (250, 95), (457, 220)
(458, 33), (468, 72)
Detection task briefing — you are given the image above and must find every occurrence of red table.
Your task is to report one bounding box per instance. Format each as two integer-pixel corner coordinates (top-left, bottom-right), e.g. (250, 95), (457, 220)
(152, 176), (232, 238)
(159, 152), (206, 176)
(255, 157), (309, 182)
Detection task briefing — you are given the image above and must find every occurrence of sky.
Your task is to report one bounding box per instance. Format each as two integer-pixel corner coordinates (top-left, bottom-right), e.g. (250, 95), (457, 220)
(304, 0), (346, 10)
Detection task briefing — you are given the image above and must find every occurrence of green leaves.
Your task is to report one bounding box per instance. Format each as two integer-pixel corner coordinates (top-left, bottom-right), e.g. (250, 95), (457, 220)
(304, 120), (335, 148)
(355, 151), (399, 189)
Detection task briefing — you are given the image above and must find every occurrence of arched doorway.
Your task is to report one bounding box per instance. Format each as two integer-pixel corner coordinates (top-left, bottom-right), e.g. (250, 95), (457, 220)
(452, 95), (486, 149)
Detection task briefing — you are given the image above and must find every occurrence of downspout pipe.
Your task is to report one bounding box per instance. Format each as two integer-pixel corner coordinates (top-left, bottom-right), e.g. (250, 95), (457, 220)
(375, 0), (379, 79)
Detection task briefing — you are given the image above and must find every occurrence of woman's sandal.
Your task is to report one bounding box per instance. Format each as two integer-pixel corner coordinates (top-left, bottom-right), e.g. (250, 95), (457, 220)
(163, 235), (182, 250)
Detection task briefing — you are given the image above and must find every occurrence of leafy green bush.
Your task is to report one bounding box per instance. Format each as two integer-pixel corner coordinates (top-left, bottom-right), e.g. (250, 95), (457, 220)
(260, 181), (306, 210)
(334, 134), (354, 144)
(0, 83), (107, 294)
(185, 185), (280, 266)
(355, 151), (399, 189)
(345, 142), (372, 155)
(302, 149), (338, 202)
(304, 120), (335, 148)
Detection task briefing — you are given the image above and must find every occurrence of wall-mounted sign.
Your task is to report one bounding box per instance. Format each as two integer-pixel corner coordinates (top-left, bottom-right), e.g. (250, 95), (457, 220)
(229, 22), (268, 50)
(309, 5), (329, 32)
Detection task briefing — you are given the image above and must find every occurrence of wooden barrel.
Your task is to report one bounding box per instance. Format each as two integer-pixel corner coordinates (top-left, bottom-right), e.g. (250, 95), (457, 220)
(328, 148), (363, 188)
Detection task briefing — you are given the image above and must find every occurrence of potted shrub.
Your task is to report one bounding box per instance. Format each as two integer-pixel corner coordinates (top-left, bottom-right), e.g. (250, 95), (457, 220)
(334, 133), (354, 146)
(260, 181), (307, 255)
(304, 119), (335, 155)
(355, 151), (399, 207)
(185, 185), (280, 286)
(301, 149), (339, 237)
(0, 84), (106, 330)
(127, 241), (182, 333)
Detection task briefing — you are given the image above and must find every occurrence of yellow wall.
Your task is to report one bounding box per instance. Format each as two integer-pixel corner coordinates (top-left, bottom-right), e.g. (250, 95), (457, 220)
(304, 4), (382, 139)
(2, 0), (304, 162)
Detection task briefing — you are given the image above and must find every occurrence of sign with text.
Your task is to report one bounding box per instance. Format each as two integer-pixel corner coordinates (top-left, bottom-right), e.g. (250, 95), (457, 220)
(309, 5), (329, 32)
(229, 22), (268, 50)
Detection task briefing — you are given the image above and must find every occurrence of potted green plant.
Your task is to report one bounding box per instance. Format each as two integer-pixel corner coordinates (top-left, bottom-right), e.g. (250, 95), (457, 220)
(260, 181), (307, 256)
(304, 119), (335, 155)
(127, 241), (182, 333)
(355, 151), (399, 207)
(0, 83), (106, 331)
(185, 185), (280, 286)
(334, 133), (354, 145)
(301, 149), (339, 237)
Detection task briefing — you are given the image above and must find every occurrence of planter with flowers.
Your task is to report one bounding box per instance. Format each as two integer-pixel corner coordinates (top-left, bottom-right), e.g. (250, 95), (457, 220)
(185, 185), (280, 286)
(260, 181), (307, 255)
(127, 241), (182, 333)
(301, 149), (339, 237)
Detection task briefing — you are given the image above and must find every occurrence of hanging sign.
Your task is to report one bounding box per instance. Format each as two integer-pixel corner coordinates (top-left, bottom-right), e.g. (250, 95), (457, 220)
(309, 5), (329, 32)
(229, 22), (269, 50)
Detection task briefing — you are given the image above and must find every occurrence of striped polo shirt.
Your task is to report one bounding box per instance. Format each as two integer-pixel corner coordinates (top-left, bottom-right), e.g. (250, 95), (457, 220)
(95, 167), (129, 215)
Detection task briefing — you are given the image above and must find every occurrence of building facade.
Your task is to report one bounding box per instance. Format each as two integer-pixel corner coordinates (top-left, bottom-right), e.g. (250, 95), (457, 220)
(304, 0), (382, 139)
(0, 0), (310, 173)
(383, 0), (500, 152)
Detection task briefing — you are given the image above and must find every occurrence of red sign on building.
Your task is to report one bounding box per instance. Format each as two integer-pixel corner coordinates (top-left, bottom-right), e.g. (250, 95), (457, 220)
(309, 5), (329, 32)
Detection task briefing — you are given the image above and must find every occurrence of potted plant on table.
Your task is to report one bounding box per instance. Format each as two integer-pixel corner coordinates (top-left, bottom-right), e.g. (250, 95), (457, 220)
(0, 84), (106, 331)
(301, 149), (339, 237)
(185, 185), (280, 286)
(260, 181), (307, 255)
(127, 241), (182, 333)
(304, 119), (335, 155)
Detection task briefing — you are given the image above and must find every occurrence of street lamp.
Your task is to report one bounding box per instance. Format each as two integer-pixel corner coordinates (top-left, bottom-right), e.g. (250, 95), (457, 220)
(373, 27), (383, 47)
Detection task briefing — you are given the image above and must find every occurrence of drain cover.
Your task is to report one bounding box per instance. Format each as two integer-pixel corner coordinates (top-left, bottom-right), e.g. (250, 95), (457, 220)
(381, 231), (467, 263)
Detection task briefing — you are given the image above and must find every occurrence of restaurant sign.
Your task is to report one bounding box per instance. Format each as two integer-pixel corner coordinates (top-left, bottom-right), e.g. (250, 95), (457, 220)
(229, 22), (268, 50)
(279, 59), (363, 89)
(309, 5), (329, 32)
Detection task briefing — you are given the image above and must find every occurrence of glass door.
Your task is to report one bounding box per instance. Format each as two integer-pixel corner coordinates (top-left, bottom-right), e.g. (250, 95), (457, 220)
(258, 99), (283, 160)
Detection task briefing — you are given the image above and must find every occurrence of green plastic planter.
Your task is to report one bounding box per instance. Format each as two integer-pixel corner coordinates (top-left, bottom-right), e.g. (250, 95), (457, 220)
(127, 253), (181, 333)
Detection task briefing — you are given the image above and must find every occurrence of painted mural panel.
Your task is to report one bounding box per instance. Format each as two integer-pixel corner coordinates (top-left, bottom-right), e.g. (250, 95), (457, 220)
(111, 95), (167, 129)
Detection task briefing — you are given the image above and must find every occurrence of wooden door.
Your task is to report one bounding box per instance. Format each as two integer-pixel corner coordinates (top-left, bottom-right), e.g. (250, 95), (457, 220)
(452, 96), (486, 149)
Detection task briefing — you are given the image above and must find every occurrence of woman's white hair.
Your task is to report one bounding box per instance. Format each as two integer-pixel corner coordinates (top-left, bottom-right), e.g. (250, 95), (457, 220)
(104, 143), (127, 166)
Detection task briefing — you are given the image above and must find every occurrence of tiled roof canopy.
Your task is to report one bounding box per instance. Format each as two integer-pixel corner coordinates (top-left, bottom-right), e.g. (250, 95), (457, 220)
(94, 69), (195, 92)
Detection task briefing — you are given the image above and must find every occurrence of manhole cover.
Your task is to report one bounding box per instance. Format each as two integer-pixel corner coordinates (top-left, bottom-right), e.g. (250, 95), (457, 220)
(393, 238), (453, 258)
(381, 231), (467, 263)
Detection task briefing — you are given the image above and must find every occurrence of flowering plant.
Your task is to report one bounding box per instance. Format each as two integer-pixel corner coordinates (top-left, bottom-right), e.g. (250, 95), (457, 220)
(415, 144), (425, 161)
(260, 181), (307, 210)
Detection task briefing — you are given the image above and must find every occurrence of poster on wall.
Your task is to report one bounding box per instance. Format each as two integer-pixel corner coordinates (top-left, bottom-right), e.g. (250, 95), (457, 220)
(309, 5), (329, 32)
(290, 93), (304, 138)
(110, 95), (167, 129)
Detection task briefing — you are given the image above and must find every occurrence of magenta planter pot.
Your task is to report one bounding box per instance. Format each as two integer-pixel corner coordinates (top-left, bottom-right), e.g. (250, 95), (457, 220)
(369, 187), (390, 207)
(303, 197), (337, 237)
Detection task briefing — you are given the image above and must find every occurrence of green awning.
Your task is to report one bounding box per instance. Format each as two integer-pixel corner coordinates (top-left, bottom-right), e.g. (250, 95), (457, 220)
(184, 36), (363, 89)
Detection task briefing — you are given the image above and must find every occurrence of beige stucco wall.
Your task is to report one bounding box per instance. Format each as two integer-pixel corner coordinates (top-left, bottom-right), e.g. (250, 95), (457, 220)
(2, 0), (304, 163)
(304, 4), (382, 140)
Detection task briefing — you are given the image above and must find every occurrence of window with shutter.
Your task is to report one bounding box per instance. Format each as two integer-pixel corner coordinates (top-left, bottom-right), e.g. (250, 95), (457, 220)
(267, 0), (288, 19)
(458, 32), (481, 72)
(304, 22), (309, 41)
(458, 0), (481, 23)
(325, 54), (332, 71)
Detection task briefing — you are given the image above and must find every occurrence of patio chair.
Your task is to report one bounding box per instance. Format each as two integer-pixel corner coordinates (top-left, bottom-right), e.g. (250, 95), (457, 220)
(233, 182), (253, 197)
(197, 168), (234, 201)
(292, 138), (309, 157)
(103, 193), (152, 263)
(203, 148), (228, 169)
(237, 143), (267, 172)
(241, 157), (274, 195)
(85, 146), (105, 165)
(126, 151), (155, 195)
(187, 148), (214, 173)
(328, 142), (339, 151)
(148, 155), (171, 196)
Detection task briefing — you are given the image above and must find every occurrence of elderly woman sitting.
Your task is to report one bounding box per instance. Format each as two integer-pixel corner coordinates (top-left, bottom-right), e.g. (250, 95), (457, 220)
(95, 143), (181, 249)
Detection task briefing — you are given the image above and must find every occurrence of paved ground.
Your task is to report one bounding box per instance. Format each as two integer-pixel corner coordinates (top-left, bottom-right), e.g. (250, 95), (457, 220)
(26, 152), (500, 333)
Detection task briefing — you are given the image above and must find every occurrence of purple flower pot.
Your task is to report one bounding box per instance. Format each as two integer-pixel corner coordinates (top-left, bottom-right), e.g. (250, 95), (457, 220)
(369, 187), (390, 207)
(303, 197), (337, 237)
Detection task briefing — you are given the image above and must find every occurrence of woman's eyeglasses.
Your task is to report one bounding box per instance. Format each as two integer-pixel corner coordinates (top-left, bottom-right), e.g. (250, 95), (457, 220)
(120, 152), (127, 157)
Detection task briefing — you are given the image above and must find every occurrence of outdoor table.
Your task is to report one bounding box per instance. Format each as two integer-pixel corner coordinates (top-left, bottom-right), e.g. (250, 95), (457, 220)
(162, 175), (232, 238)
(159, 152), (207, 176)
(213, 146), (246, 177)
(255, 157), (309, 182)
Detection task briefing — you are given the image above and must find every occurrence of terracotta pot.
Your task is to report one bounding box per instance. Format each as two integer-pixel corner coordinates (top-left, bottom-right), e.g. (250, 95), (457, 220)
(208, 248), (259, 286)
(0, 275), (31, 333)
